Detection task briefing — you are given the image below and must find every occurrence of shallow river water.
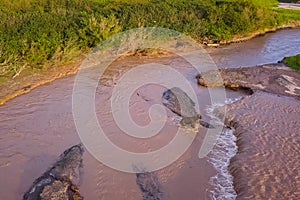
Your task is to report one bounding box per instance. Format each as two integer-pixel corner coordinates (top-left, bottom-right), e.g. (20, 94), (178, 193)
(0, 28), (299, 200)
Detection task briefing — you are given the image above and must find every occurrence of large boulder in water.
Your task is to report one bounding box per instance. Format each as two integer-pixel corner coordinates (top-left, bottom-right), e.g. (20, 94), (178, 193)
(23, 144), (84, 200)
(162, 87), (216, 129)
(162, 87), (201, 128)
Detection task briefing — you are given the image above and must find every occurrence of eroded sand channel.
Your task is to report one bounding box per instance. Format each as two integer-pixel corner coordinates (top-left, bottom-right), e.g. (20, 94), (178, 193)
(226, 91), (300, 199)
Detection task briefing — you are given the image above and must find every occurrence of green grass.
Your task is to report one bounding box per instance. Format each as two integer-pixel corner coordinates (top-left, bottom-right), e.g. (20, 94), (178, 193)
(283, 54), (300, 72)
(0, 0), (300, 78)
(275, 1), (300, 24)
(274, 8), (300, 23)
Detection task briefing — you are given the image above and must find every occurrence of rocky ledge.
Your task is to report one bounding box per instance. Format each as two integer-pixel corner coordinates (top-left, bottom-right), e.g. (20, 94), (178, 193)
(197, 63), (300, 99)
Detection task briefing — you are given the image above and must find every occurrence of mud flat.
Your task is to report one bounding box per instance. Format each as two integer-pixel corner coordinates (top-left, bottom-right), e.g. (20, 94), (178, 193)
(198, 64), (300, 199)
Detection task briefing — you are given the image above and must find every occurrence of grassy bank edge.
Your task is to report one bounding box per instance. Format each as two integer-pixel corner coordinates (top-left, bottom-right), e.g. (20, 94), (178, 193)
(283, 54), (300, 72)
(0, 55), (84, 105)
(220, 22), (300, 44)
(1, 25), (299, 106)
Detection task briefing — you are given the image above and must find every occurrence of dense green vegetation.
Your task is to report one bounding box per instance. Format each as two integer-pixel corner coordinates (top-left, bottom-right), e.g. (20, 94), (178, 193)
(0, 0), (300, 78)
(283, 54), (300, 72)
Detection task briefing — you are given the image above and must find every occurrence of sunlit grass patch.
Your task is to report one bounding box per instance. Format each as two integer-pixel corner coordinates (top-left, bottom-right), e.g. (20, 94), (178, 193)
(283, 54), (300, 72)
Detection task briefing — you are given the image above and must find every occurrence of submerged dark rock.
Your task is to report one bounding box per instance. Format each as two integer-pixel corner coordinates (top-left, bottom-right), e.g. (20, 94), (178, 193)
(199, 120), (215, 129)
(136, 172), (163, 200)
(162, 87), (214, 128)
(23, 144), (84, 200)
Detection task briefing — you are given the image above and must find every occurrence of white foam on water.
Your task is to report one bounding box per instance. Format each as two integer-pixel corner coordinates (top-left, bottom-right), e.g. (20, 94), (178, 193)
(170, 115), (182, 125)
(225, 96), (243, 105)
(205, 98), (240, 200)
(208, 128), (237, 200)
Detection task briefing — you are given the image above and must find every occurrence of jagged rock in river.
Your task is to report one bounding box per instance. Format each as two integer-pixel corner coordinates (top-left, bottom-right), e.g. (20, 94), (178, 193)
(23, 144), (84, 200)
(162, 87), (214, 128)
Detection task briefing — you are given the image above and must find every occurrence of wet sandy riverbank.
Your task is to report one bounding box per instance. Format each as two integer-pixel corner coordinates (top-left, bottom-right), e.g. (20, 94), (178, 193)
(199, 64), (300, 199)
(0, 57), (81, 106)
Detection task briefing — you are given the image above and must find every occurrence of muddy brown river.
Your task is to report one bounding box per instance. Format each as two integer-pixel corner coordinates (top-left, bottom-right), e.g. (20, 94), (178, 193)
(0, 28), (300, 200)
